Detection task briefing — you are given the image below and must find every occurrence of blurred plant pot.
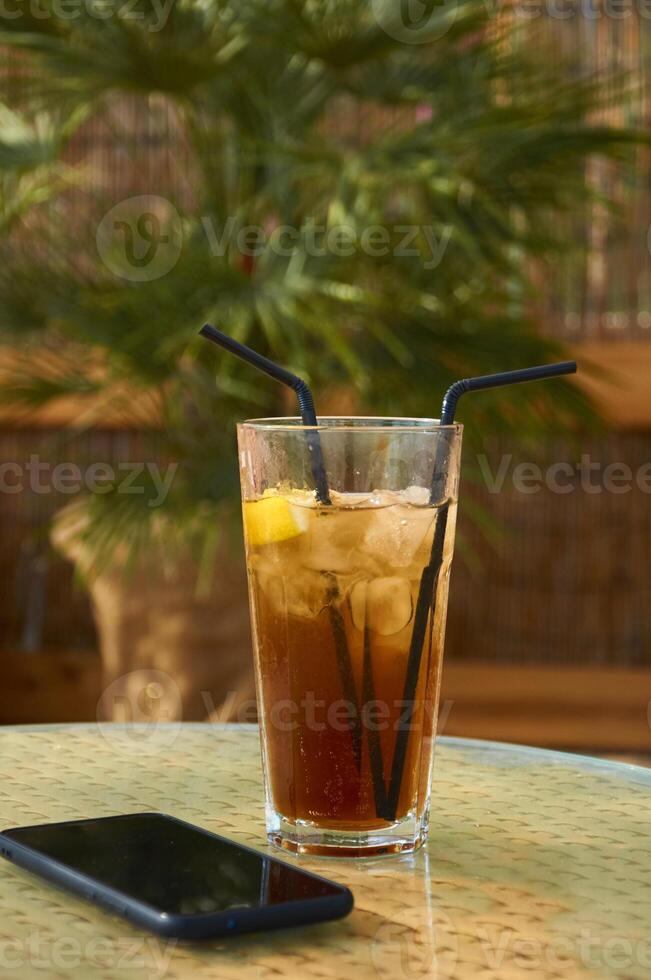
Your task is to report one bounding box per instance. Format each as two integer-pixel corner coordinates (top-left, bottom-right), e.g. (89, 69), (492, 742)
(52, 503), (255, 724)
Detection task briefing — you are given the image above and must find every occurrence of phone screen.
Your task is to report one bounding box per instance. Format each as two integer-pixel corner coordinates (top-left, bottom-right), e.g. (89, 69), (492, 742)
(2, 813), (342, 916)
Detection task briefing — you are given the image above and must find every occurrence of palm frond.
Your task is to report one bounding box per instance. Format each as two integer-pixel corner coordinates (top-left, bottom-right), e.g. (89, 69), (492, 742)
(0, 0), (640, 567)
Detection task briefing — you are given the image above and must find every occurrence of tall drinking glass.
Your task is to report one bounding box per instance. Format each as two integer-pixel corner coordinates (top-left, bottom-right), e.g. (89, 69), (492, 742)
(237, 417), (462, 856)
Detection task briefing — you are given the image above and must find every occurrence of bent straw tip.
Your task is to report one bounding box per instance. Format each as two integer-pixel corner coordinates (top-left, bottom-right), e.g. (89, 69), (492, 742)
(440, 358), (579, 425)
(557, 360), (577, 374)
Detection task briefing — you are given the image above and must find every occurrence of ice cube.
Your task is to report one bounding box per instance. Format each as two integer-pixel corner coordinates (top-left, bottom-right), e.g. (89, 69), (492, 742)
(329, 491), (376, 508)
(403, 485), (431, 506)
(362, 504), (436, 569)
(301, 508), (375, 573)
(348, 577), (413, 636)
(285, 570), (330, 619)
(349, 579), (368, 632)
(257, 570), (285, 612)
(285, 489), (318, 510)
(253, 561), (328, 619)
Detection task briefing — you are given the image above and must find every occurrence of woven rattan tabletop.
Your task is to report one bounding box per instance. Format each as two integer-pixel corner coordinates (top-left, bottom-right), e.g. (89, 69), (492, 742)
(0, 724), (649, 979)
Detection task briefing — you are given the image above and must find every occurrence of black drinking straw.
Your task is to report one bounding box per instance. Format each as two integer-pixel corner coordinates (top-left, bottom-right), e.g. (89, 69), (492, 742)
(199, 324), (331, 504)
(439, 361), (578, 429)
(385, 360), (577, 820)
(199, 324), (364, 769)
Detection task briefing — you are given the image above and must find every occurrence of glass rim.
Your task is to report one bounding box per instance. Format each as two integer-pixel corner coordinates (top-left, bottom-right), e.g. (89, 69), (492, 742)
(238, 415), (463, 433)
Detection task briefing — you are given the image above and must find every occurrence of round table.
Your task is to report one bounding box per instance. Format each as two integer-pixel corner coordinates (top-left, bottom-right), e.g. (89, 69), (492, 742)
(0, 724), (649, 980)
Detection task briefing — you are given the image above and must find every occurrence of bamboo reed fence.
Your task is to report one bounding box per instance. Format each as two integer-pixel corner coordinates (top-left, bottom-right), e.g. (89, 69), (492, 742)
(1, 427), (650, 668)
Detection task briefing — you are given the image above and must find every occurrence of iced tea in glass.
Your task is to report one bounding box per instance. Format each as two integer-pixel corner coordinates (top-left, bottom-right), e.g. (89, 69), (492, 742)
(238, 417), (462, 855)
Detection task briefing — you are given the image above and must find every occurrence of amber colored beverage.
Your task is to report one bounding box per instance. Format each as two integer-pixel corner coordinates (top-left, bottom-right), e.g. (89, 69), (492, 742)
(238, 418), (462, 856)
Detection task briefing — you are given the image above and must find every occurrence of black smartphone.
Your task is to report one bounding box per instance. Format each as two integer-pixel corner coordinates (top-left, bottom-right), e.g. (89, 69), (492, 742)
(0, 812), (353, 939)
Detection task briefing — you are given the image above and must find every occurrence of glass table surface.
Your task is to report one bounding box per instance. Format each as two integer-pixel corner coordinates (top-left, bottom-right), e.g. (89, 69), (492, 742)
(0, 723), (649, 979)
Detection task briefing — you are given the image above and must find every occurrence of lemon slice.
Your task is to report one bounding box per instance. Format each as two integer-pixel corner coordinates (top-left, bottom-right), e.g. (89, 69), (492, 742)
(243, 495), (306, 547)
